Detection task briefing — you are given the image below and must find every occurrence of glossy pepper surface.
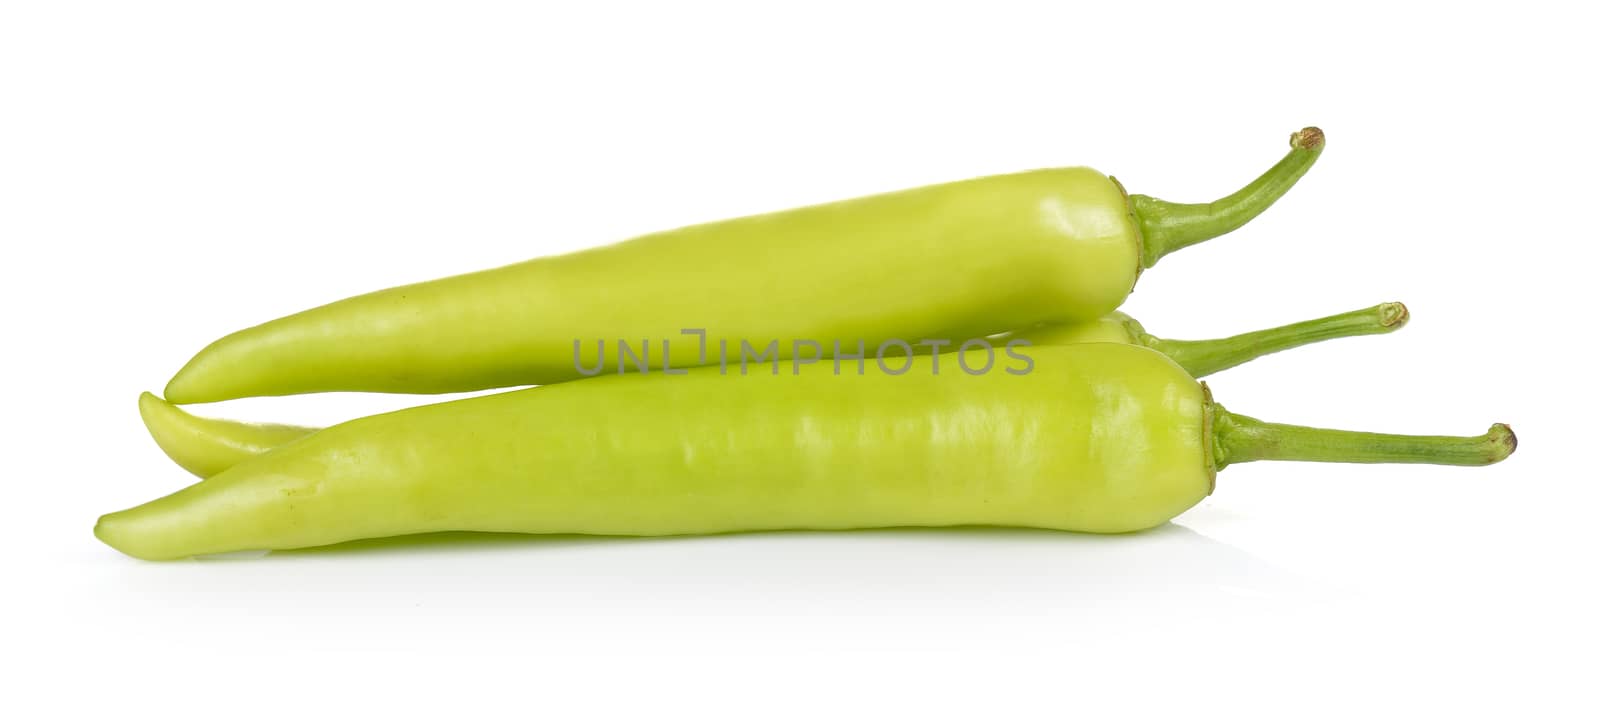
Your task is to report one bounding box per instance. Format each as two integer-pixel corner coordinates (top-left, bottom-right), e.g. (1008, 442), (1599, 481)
(140, 302), (1406, 479)
(163, 128), (1325, 403)
(101, 344), (1512, 561)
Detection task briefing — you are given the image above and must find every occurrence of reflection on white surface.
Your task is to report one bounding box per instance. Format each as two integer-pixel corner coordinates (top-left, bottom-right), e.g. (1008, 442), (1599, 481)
(100, 523), (1328, 622)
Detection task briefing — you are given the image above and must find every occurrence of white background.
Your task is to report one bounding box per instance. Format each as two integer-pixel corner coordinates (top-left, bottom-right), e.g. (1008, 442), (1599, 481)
(3, 1), (1596, 702)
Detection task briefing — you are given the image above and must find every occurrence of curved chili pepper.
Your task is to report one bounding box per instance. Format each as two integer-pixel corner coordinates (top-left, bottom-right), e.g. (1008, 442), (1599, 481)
(100, 343), (1511, 561)
(163, 128), (1324, 403)
(136, 394), (316, 479)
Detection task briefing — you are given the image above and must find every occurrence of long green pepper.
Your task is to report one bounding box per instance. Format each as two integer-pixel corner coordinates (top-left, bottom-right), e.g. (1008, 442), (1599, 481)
(139, 302), (1409, 479)
(163, 128), (1325, 402)
(100, 345), (1513, 561)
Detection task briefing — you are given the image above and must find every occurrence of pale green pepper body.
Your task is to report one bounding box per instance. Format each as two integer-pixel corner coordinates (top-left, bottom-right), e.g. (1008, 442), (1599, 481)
(106, 345), (1213, 559)
(163, 129), (1325, 403)
(143, 302), (1406, 479)
(103, 341), (1512, 561)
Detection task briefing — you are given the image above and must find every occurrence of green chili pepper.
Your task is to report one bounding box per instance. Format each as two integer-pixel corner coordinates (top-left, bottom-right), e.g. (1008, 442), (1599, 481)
(139, 302), (1406, 479)
(162, 128), (1325, 404)
(100, 343), (1512, 561)
(136, 394), (316, 479)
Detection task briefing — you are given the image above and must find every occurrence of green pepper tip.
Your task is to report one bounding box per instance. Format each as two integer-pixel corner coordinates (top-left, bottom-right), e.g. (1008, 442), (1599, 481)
(137, 391), (173, 436)
(92, 513), (118, 552)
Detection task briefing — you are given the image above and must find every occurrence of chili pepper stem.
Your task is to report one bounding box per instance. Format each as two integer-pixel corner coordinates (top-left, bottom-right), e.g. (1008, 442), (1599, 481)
(1209, 403), (1517, 471)
(1131, 126), (1325, 268)
(1142, 302), (1408, 378)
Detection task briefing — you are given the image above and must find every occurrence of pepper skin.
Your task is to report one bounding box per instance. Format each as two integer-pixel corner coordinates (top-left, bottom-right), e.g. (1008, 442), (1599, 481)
(136, 393), (316, 479)
(163, 128), (1325, 403)
(100, 344), (1513, 561)
(139, 302), (1406, 479)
